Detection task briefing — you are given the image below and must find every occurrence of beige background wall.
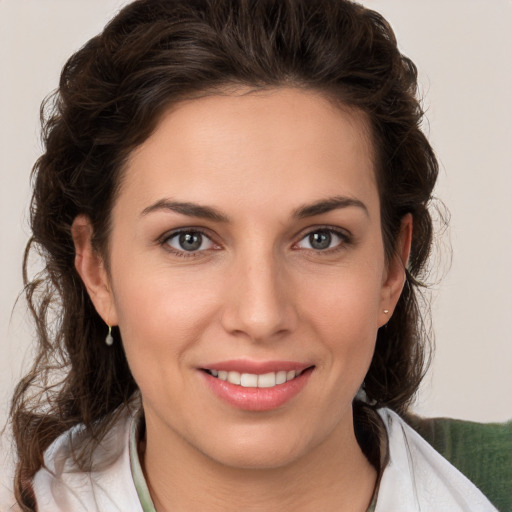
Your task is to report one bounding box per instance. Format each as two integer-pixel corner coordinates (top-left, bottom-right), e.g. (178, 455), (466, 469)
(1, 0), (511, 456)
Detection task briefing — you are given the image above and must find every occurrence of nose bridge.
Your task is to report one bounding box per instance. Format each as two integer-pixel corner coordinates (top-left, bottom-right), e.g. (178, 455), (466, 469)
(222, 241), (294, 341)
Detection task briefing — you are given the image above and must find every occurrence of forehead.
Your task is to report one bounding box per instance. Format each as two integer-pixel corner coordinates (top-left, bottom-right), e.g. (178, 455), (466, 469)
(120, 87), (378, 218)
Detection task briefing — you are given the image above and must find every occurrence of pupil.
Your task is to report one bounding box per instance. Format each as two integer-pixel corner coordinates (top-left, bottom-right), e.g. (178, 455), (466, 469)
(309, 231), (331, 250)
(179, 232), (202, 251)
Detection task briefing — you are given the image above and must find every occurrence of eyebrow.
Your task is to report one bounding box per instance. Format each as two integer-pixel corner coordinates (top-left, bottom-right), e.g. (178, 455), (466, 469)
(292, 196), (369, 219)
(140, 195), (368, 222)
(140, 200), (229, 222)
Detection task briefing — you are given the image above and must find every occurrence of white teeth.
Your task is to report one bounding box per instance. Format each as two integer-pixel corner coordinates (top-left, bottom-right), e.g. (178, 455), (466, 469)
(258, 372), (276, 388)
(240, 373), (258, 387)
(227, 371), (241, 385)
(209, 369), (303, 388)
(276, 370), (287, 385)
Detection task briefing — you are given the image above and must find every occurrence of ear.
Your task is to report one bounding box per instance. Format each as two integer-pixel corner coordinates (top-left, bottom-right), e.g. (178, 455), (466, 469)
(378, 213), (413, 327)
(71, 215), (118, 326)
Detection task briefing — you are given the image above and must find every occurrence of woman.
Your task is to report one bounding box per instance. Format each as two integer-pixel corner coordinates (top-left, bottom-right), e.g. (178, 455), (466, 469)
(7, 0), (501, 510)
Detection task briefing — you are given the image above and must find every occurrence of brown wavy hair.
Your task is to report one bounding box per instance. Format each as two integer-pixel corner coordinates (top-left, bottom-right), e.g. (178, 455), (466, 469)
(11, 0), (439, 508)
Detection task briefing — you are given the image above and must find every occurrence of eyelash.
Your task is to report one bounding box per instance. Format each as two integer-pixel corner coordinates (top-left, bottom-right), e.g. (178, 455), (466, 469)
(159, 226), (351, 258)
(160, 228), (218, 258)
(293, 226), (352, 254)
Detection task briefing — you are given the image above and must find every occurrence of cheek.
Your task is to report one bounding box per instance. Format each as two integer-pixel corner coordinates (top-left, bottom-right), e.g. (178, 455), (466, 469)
(110, 258), (222, 375)
(293, 261), (384, 372)
(297, 261), (384, 329)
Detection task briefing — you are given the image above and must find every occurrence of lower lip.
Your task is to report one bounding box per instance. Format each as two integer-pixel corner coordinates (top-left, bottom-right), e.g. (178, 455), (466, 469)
(201, 368), (313, 411)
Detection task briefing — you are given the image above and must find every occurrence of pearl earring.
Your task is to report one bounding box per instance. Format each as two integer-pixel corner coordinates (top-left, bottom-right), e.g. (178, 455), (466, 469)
(383, 309), (389, 314)
(105, 325), (114, 346)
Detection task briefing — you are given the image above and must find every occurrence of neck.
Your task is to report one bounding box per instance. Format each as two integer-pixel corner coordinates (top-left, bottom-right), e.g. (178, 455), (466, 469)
(141, 411), (377, 512)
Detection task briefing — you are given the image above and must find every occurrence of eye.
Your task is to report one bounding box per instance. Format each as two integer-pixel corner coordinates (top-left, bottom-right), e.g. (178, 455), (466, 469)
(296, 229), (347, 251)
(165, 230), (215, 253)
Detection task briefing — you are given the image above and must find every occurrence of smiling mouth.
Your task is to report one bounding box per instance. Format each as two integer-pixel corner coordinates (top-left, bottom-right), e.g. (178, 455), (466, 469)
(203, 368), (312, 389)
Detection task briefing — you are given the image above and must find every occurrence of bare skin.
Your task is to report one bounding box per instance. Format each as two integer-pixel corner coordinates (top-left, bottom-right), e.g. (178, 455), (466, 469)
(73, 87), (411, 511)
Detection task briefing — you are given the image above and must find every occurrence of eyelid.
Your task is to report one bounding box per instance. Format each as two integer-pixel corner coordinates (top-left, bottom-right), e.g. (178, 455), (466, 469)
(157, 225), (351, 256)
(159, 227), (220, 256)
(292, 225), (352, 250)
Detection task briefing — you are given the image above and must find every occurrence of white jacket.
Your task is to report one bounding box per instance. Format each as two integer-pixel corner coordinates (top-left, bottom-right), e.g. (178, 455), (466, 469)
(17, 408), (496, 511)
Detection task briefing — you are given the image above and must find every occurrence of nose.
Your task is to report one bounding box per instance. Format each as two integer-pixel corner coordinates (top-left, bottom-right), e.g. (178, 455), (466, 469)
(220, 250), (297, 343)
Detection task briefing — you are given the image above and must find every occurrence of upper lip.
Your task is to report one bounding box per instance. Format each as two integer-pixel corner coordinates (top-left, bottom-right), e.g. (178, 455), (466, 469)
(201, 359), (313, 374)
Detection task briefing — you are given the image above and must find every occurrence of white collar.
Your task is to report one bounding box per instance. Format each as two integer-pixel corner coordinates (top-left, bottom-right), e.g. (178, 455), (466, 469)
(31, 407), (497, 511)
(375, 409), (497, 512)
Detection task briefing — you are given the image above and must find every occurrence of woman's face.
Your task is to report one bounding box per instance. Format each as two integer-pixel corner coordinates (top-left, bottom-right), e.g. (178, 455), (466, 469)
(77, 87), (408, 470)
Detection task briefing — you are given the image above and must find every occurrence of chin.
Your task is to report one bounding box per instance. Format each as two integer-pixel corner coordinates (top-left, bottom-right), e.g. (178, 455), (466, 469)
(195, 421), (323, 471)
(207, 443), (307, 471)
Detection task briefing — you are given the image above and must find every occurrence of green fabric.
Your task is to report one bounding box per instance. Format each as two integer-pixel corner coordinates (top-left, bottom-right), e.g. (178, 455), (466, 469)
(129, 411), (512, 511)
(406, 414), (512, 512)
(129, 414), (157, 512)
(367, 491), (377, 512)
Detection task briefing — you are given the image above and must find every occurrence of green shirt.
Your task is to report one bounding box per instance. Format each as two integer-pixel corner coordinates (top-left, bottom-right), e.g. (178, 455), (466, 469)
(405, 414), (512, 512)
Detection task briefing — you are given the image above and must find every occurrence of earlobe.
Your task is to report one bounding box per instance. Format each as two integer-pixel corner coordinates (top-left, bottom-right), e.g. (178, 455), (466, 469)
(379, 214), (413, 326)
(71, 215), (118, 326)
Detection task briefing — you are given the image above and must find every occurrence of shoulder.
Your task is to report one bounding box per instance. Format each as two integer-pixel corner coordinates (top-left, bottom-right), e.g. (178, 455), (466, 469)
(404, 412), (512, 512)
(32, 407), (143, 512)
(375, 408), (499, 512)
